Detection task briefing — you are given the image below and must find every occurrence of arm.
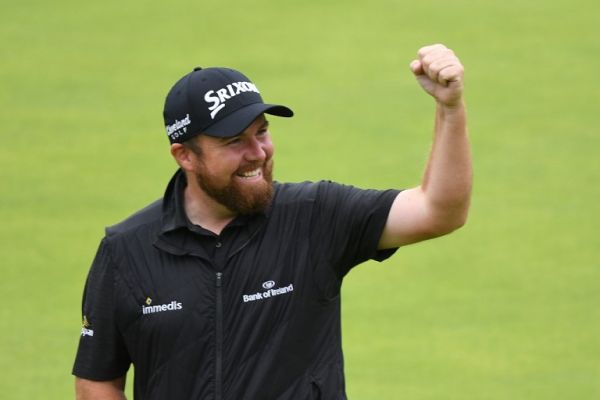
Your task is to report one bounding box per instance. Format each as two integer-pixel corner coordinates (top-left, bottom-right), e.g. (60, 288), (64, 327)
(75, 376), (127, 400)
(379, 44), (472, 249)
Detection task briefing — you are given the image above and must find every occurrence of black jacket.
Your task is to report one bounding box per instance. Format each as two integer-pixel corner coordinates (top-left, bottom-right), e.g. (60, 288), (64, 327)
(73, 170), (398, 399)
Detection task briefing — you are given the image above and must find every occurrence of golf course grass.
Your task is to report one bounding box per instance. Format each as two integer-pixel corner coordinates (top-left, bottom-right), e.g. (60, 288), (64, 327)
(1, 0), (598, 398)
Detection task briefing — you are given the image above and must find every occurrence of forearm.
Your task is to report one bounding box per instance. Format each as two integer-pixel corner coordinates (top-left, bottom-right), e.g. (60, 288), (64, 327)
(75, 377), (127, 400)
(420, 100), (472, 230)
(378, 44), (472, 248)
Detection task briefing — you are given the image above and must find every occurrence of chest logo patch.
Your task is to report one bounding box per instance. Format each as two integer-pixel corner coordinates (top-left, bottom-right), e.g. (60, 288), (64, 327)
(142, 300), (183, 315)
(243, 281), (294, 303)
(262, 280), (275, 289)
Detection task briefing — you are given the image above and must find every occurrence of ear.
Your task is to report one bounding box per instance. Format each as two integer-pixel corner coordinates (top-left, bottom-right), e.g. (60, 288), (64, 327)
(170, 143), (195, 172)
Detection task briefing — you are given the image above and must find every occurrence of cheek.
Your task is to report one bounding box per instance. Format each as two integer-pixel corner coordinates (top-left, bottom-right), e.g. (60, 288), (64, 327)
(193, 157), (228, 181)
(264, 141), (275, 160)
(201, 152), (236, 172)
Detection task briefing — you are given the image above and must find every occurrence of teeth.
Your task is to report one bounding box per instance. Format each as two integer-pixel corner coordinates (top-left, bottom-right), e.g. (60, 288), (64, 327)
(239, 168), (260, 178)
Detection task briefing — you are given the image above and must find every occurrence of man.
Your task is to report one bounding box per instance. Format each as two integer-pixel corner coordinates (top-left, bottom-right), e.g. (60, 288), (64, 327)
(73, 44), (471, 399)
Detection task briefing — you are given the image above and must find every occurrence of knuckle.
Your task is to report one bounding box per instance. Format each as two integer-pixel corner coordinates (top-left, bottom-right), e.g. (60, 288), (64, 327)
(428, 63), (441, 74)
(439, 69), (452, 81)
(422, 54), (434, 65)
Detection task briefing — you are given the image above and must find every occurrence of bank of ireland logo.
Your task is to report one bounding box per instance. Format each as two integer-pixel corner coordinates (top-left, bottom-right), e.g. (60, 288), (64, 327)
(243, 280), (294, 303)
(262, 280), (275, 289)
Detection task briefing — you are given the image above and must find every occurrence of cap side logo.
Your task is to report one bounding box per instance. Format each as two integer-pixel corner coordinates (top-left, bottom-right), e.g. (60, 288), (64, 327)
(166, 114), (191, 141)
(204, 81), (260, 119)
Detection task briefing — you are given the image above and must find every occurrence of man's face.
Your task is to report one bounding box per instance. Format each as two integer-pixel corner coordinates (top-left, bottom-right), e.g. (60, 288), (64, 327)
(189, 115), (275, 215)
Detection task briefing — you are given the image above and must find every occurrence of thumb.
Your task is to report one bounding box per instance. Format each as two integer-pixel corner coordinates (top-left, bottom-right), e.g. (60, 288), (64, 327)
(410, 59), (423, 75)
(414, 73), (433, 88)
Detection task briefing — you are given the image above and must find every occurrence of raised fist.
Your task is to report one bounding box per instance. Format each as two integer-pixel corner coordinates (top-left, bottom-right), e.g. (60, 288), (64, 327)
(410, 44), (465, 107)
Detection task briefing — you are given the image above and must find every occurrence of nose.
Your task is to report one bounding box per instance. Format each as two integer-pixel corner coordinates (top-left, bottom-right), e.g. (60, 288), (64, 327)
(244, 136), (268, 162)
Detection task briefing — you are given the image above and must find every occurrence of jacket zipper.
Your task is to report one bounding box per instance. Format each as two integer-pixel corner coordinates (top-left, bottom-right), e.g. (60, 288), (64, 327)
(215, 271), (223, 400)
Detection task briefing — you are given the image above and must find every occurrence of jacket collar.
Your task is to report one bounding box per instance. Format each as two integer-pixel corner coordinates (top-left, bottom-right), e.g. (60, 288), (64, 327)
(154, 169), (268, 258)
(160, 169), (191, 234)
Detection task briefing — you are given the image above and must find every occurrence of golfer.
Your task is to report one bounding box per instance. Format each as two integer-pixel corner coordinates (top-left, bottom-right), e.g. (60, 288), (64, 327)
(73, 43), (472, 399)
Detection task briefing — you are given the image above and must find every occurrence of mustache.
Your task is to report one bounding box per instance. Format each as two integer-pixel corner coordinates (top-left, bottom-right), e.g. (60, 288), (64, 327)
(236, 159), (273, 173)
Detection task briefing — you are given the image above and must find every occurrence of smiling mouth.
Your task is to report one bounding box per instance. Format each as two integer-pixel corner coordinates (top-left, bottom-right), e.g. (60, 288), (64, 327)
(237, 168), (262, 179)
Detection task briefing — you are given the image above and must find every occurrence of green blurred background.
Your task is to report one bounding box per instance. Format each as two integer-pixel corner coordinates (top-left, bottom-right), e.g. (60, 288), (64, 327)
(1, 0), (598, 398)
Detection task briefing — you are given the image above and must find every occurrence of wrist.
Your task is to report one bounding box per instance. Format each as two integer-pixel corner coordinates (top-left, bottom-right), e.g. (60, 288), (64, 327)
(437, 98), (466, 114)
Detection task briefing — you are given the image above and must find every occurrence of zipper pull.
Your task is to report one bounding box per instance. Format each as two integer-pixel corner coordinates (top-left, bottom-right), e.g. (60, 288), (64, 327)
(216, 272), (222, 288)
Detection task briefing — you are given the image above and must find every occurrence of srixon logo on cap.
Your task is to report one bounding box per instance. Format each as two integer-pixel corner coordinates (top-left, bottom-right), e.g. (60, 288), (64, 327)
(204, 81), (260, 119)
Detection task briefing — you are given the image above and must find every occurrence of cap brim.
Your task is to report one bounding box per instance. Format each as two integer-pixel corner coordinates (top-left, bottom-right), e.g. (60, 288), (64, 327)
(202, 103), (294, 138)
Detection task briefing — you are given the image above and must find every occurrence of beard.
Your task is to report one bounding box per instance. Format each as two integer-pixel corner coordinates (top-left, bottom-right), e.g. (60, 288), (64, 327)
(192, 159), (274, 215)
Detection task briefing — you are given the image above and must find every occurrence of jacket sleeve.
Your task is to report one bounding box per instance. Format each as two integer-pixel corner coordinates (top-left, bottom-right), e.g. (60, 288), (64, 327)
(310, 181), (400, 278)
(72, 237), (131, 380)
